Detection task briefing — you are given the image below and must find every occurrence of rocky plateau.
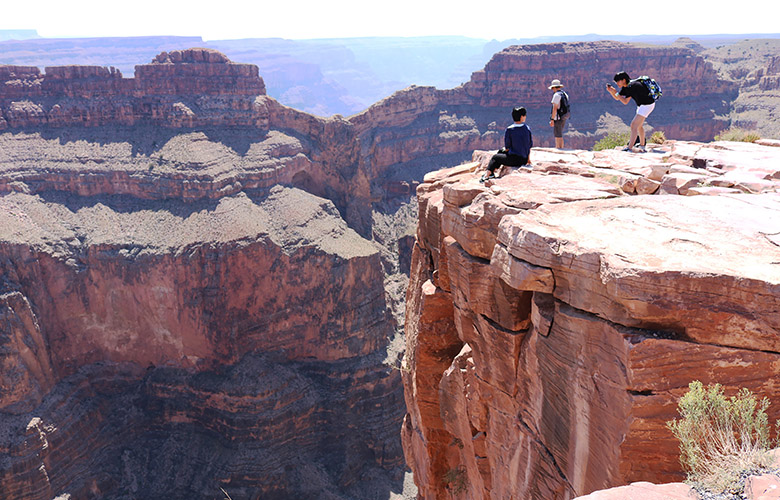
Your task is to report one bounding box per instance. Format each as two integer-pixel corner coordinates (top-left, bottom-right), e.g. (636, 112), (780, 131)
(402, 139), (780, 499)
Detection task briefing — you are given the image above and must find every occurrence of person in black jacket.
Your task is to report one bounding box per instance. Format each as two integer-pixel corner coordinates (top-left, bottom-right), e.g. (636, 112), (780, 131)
(480, 106), (532, 182)
(606, 71), (655, 152)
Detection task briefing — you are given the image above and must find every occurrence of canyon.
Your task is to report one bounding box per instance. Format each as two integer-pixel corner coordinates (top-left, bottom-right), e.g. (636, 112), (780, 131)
(0, 40), (776, 499)
(0, 48), (406, 500)
(2, 33), (776, 119)
(700, 38), (780, 139)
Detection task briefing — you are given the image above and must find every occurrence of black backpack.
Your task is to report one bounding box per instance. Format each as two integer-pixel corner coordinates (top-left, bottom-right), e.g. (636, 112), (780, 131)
(556, 90), (570, 118)
(635, 76), (662, 101)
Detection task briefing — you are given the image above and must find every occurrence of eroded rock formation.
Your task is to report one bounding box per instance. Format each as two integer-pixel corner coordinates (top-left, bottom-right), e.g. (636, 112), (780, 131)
(0, 184), (408, 499)
(701, 39), (780, 139)
(346, 40), (738, 201)
(0, 42), (760, 499)
(0, 49), (405, 500)
(0, 48), (265, 129)
(402, 140), (780, 499)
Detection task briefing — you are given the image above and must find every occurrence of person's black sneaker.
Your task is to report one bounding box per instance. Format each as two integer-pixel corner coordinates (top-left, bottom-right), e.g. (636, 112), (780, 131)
(479, 172), (496, 183)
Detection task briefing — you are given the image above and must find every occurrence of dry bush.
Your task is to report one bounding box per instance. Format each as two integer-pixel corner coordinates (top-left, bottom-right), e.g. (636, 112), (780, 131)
(667, 381), (774, 494)
(714, 128), (761, 142)
(650, 130), (666, 144)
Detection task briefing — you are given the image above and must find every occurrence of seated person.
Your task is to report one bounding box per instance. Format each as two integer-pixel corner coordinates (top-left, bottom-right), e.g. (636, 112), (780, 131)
(481, 106), (532, 182)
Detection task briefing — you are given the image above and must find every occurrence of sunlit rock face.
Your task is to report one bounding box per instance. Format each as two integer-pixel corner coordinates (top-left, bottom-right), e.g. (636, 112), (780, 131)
(0, 48), (265, 128)
(0, 40), (755, 499)
(0, 49), (407, 500)
(401, 142), (780, 499)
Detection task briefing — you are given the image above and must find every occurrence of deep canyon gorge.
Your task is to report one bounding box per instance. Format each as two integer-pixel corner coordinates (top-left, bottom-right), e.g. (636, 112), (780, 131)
(1, 40), (779, 499)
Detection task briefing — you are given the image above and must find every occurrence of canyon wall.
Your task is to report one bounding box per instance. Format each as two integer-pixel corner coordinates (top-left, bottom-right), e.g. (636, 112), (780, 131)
(349, 40), (738, 203)
(0, 42), (754, 499)
(0, 178), (406, 499)
(3, 41), (739, 199)
(0, 49), (405, 500)
(402, 141), (780, 499)
(700, 39), (780, 139)
(0, 48), (265, 129)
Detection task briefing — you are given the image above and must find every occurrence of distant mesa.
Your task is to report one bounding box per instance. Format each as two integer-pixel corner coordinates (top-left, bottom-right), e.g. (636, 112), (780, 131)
(0, 29), (39, 41)
(0, 47), (266, 128)
(151, 47), (233, 64)
(672, 36), (705, 53)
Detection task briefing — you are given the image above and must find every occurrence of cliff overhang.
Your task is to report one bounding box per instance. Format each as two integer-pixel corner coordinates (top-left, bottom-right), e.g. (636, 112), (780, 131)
(402, 139), (780, 499)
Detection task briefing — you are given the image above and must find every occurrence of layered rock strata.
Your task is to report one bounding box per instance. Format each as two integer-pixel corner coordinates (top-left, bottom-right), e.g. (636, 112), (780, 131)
(3, 42), (739, 199)
(701, 39), (780, 139)
(0, 48), (265, 129)
(402, 140), (780, 499)
(0, 43), (758, 499)
(0, 49), (403, 499)
(346, 40), (738, 200)
(0, 185), (406, 499)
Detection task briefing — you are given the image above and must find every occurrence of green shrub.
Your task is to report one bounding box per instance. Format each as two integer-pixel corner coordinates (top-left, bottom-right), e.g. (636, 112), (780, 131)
(593, 132), (630, 151)
(667, 381), (773, 494)
(650, 130), (667, 144)
(714, 128), (761, 143)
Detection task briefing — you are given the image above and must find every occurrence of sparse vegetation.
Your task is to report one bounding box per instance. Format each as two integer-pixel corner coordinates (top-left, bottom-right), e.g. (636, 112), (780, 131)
(443, 466), (467, 495)
(714, 128), (761, 143)
(593, 130), (665, 150)
(650, 130), (666, 144)
(593, 131), (630, 151)
(593, 173), (620, 185)
(667, 381), (775, 495)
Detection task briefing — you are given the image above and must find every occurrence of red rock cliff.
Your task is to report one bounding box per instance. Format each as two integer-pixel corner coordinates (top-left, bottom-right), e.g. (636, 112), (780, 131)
(2, 41), (739, 196)
(402, 141), (780, 499)
(348, 41), (738, 203)
(0, 48), (265, 129)
(0, 184), (406, 499)
(0, 42), (754, 499)
(0, 49), (403, 499)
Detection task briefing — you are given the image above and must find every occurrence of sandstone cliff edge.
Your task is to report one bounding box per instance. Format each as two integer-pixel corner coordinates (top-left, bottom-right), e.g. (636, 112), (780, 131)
(402, 140), (780, 499)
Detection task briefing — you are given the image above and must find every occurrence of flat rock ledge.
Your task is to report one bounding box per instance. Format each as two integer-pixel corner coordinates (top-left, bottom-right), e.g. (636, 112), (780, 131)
(402, 139), (780, 499)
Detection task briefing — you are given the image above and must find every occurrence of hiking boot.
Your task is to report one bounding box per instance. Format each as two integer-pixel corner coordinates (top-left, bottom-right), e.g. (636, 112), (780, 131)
(621, 146), (633, 152)
(637, 145), (647, 153)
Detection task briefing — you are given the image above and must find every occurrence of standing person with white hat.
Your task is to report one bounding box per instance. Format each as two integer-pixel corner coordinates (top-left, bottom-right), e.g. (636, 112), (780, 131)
(549, 79), (570, 149)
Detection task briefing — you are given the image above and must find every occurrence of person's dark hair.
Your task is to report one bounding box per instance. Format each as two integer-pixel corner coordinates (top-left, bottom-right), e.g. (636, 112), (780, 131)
(511, 106), (526, 121)
(614, 71), (630, 83)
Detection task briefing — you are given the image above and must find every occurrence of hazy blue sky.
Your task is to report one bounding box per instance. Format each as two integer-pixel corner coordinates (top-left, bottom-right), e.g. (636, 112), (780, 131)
(3, 0), (778, 40)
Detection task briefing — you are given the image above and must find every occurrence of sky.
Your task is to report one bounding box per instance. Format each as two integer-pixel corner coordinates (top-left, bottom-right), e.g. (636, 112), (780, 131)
(2, 0), (779, 41)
